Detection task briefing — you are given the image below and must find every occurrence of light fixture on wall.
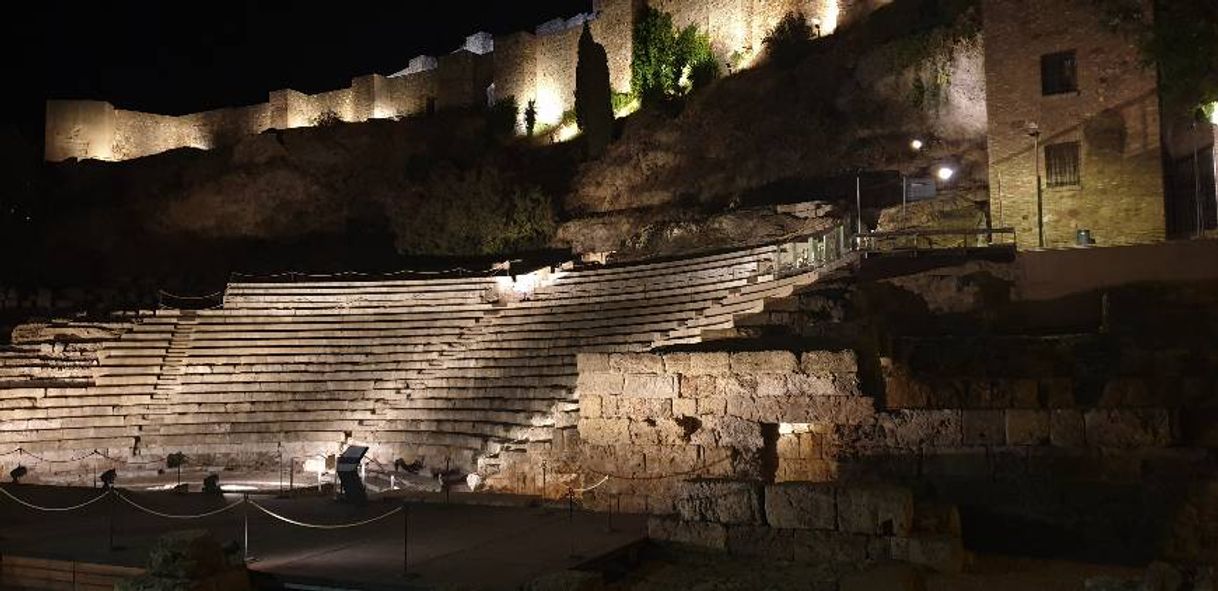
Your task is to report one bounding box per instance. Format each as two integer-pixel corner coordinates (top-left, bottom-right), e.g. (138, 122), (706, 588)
(935, 165), (956, 181)
(910, 138), (924, 151)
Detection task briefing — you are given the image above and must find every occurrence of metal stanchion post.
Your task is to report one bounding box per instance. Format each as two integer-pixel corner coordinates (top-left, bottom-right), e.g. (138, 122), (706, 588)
(566, 487), (577, 559)
(402, 501), (410, 578)
(242, 493), (251, 562)
(107, 490), (116, 551)
(541, 462), (547, 501)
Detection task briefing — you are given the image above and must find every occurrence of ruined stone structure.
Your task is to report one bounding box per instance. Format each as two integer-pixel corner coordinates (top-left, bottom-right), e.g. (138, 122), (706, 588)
(44, 0), (850, 162)
(982, 0), (1168, 248)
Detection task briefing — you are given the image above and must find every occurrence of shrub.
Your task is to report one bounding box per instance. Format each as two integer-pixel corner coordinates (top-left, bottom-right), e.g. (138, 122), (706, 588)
(487, 97), (518, 139)
(312, 110), (343, 127)
(764, 12), (814, 68)
(631, 7), (720, 104)
(524, 100), (538, 137)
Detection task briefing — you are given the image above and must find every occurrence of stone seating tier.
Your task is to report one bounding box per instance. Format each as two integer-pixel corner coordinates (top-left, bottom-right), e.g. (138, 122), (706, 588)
(0, 245), (833, 476)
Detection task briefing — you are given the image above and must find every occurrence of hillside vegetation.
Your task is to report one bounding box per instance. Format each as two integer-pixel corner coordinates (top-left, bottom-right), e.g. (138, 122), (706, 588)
(1, 0), (988, 288)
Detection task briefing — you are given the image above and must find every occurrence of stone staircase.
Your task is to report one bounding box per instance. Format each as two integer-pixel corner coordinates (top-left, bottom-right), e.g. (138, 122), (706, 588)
(152, 310), (198, 400)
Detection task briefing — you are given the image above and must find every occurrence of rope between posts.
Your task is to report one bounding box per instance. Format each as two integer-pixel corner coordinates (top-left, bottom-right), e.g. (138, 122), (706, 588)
(577, 453), (735, 481)
(571, 475), (610, 493)
(250, 501), (403, 530)
(114, 490), (243, 520)
(16, 449), (103, 464)
(0, 486), (110, 512)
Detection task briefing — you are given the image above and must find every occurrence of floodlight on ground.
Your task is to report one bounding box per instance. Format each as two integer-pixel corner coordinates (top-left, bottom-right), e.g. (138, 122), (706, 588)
(9, 465), (27, 484)
(936, 166), (955, 181)
(99, 468), (117, 489)
(910, 138), (924, 151)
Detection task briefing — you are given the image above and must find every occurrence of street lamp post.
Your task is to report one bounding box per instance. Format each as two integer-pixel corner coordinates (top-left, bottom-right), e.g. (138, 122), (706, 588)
(1027, 124), (1045, 248)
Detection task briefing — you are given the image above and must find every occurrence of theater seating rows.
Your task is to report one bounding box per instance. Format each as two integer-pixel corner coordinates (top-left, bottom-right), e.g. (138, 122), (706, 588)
(0, 244), (849, 477)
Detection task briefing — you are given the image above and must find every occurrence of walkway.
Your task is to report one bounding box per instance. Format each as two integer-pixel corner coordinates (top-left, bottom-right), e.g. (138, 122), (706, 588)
(0, 484), (646, 590)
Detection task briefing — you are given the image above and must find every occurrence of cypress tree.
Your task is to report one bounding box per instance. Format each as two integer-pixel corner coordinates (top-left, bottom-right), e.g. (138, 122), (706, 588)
(575, 22), (614, 157)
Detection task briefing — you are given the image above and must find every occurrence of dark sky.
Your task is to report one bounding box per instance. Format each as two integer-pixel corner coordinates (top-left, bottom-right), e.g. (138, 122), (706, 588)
(2, 1), (588, 148)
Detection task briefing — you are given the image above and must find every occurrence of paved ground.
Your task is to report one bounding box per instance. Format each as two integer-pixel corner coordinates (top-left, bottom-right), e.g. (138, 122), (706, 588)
(0, 484), (646, 590)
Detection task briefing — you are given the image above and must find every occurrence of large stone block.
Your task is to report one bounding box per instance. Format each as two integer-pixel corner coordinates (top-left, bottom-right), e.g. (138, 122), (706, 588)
(674, 480), (763, 525)
(730, 351), (798, 373)
(579, 395), (602, 419)
(577, 418), (630, 445)
(725, 525), (795, 561)
(622, 374), (678, 399)
(836, 485), (913, 536)
(663, 352), (730, 375)
(962, 410), (1005, 445)
(764, 483), (836, 530)
(890, 535), (966, 573)
(609, 353), (663, 374)
(680, 375), (718, 398)
(800, 350), (858, 375)
(576, 372), (624, 396)
(881, 410), (962, 447)
(647, 516), (727, 550)
(790, 529), (871, 564)
(1050, 409), (1085, 447)
(1084, 409), (1172, 448)
(1005, 409), (1050, 445)
(576, 353), (611, 373)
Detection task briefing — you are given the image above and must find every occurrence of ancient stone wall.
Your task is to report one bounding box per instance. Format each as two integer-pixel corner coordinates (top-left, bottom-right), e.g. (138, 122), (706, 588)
(983, 0), (1166, 248)
(45, 0), (863, 161)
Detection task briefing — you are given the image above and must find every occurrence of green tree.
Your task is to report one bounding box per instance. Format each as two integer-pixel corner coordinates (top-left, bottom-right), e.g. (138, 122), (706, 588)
(631, 6), (720, 104)
(524, 100), (538, 137)
(576, 23), (615, 156)
(763, 12), (814, 68)
(1092, 0), (1218, 112)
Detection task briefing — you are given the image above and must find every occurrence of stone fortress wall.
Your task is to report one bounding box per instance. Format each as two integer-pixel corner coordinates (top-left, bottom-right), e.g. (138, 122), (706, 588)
(45, 0), (855, 162)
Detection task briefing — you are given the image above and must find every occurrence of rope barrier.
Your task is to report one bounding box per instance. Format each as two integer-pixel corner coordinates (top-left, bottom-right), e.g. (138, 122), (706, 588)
(0, 486), (110, 512)
(157, 290), (225, 301)
(576, 453), (735, 481)
(0, 449), (21, 457)
(114, 490), (243, 520)
(250, 501), (403, 530)
(16, 449), (103, 464)
(571, 475), (610, 494)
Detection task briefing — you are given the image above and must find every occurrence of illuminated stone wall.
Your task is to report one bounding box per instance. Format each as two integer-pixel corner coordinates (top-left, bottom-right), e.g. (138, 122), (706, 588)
(983, 0), (1166, 248)
(45, 0), (861, 161)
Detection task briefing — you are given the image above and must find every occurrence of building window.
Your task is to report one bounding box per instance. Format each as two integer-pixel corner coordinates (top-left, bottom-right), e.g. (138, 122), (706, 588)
(1041, 50), (1078, 95)
(1045, 141), (1081, 188)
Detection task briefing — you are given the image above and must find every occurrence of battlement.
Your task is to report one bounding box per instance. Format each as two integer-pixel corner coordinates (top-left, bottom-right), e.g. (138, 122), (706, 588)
(45, 0), (853, 162)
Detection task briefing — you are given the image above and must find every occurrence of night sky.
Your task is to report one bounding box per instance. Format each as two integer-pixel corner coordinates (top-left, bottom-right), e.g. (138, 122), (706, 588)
(2, 1), (588, 150)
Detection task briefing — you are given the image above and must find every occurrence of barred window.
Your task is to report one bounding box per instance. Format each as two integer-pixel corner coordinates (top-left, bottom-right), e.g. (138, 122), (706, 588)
(1045, 141), (1081, 188)
(1041, 50), (1078, 96)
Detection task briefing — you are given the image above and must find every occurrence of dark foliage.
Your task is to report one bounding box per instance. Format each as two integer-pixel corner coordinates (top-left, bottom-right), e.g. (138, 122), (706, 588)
(576, 23), (615, 156)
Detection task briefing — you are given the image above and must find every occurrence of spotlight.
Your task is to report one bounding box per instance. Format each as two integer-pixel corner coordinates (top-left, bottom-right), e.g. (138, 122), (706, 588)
(9, 465), (27, 484)
(936, 166), (956, 182)
(99, 469), (117, 490)
(910, 138), (924, 151)
(1210, 103), (1218, 126)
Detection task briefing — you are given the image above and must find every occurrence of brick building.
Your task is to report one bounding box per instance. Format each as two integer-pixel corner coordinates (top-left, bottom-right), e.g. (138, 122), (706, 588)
(983, 0), (1171, 248)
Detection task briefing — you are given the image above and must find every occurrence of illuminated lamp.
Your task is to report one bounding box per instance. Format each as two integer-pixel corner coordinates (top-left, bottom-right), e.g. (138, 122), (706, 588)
(1209, 102), (1218, 126)
(936, 166), (956, 182)
(910, 138), (924, 151)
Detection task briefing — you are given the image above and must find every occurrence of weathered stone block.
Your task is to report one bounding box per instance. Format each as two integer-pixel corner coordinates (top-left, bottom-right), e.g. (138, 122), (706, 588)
(579, 395), (602, 419)
(614, 397), (672, 419)
(923, 446), (991, 479)
(725, 525), (795, 561)
(730, 351), (798, 373)
(647, 516), (727, 550)
(775, 458), (835, 483)
(1006, 409), (1050, 445)
(881, 410), (962, 447)
(679, 375), (718, 398)
(836, 485), (913, 536)
(790, 529), (870, 564)
(891, 535), (966, 573)
(622, 374), (677, 399)
(800, 350), (858, 375)
(764, 482), (836, 530)
(1084, 409), (1172, 448)
(576, 372), (623, 396)
(672, 397), (696, 417)
(609, 353), (663, 374)
(840, 563), (924, 591)
(962, 410), (1005, 445)
(1050, 409), (1085, 447)
(577, 418), (629, 445)
(674, 480), (763, 525)
(576, 353), (611, 373)
(664, 352), (730, 375)
(696, 397), (726, 415)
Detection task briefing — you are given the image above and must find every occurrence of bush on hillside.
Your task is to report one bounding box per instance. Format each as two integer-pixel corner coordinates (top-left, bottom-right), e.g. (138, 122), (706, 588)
(764, 12), (815, 68)
(631, 6), (719, 105)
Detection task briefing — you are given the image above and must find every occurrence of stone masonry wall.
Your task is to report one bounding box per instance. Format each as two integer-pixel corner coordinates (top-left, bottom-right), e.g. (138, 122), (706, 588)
(46, 0), (863, 161)
(983, 0), (1166, 247)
